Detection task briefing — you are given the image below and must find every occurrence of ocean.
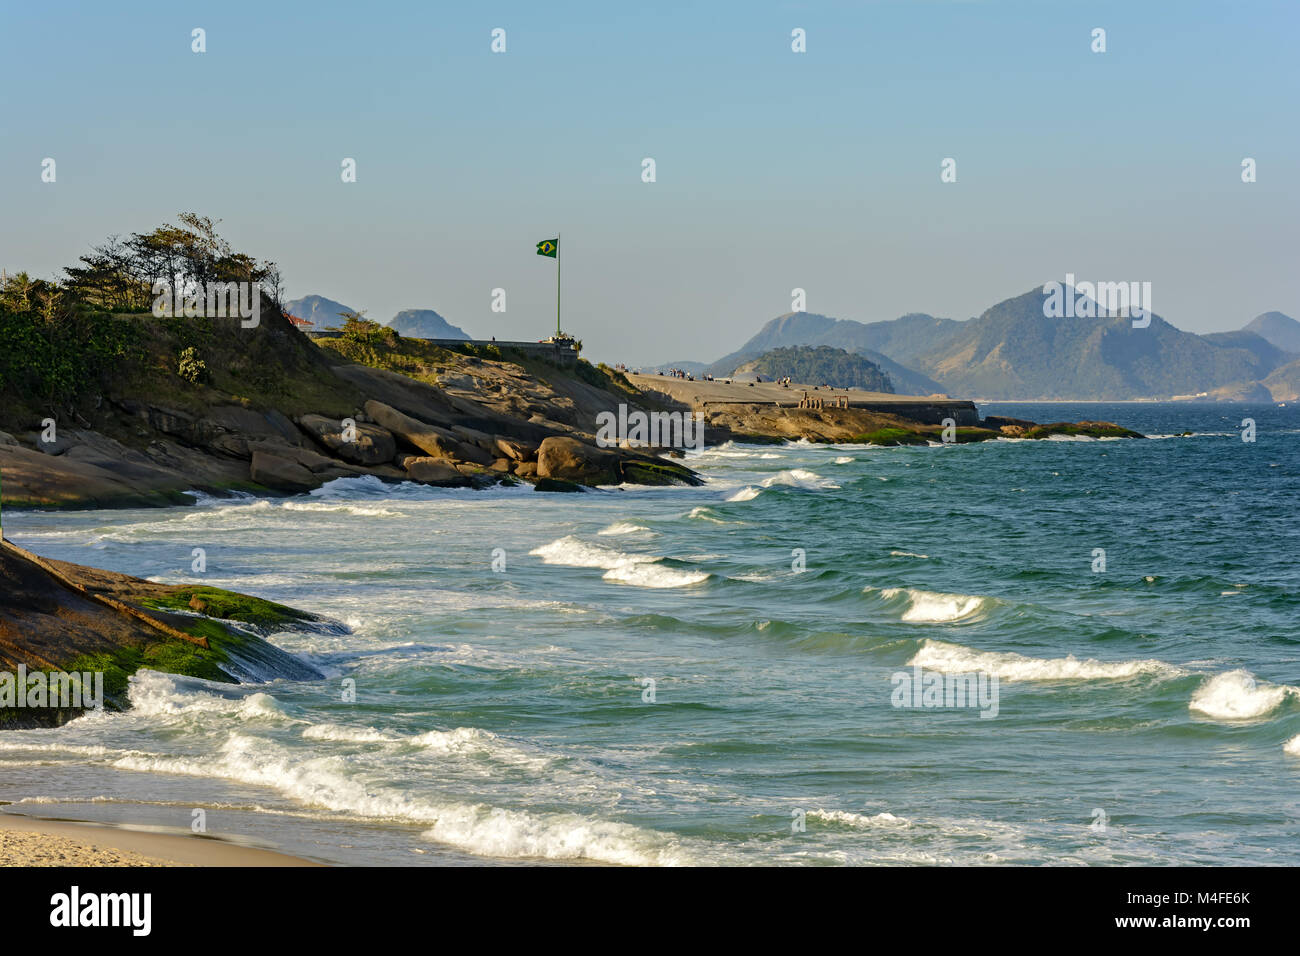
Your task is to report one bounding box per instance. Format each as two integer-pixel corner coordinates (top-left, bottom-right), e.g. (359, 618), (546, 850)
(2, 402), (1297, 866)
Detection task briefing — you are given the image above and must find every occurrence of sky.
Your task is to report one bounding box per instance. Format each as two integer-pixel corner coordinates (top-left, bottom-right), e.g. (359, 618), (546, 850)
(2, 0), (1297, 365)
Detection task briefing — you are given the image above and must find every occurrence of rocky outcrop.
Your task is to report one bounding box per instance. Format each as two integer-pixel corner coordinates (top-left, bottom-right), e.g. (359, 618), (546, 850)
(0, 301), (696, 509)
(1020, 421), (1145, 440)
(494, 436), (537, 461)
(0, 540), (327, 727)
(363, 400), (493, 465)
(400, 456), (471, 487)
(0, 438), (210, 509)
(249, 450), (317, 493)
(298, 414), (396, 465)
(536, 436), (624, 485)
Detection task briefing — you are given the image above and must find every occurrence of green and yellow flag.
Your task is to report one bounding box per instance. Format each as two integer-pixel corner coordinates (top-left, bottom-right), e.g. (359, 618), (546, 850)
(536, 238), (558, 258)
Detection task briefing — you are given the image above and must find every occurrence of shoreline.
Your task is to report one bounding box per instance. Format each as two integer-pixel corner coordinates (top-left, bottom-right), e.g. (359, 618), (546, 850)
(0, 811), (323, 867)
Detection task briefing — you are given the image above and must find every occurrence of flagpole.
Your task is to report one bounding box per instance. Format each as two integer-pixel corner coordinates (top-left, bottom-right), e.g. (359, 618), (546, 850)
(556, 232), (562, 337)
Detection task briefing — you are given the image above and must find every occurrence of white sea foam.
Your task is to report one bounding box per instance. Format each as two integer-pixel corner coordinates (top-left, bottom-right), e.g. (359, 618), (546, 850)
(531, 536), (653, 570)
(685, 506), (725, 522)
(833, 456), (854, 464)
(597, 522), (651, 536)
(531, 536), (709, 588)
(301, 723), (395, 744)
(878, 587), (989, 623)
(760, 469), (839, 490)
(809, 809), (911, 829)
(727, 487), (762, 502)
(602, 563), (710, 588)
(1188, 670), (1298, 721)
(303, 722), (554, 771)
(909, 640), (1185, 683)
(889, 550), (930, 559)
(109, 732), (689, 865)
(128, 671), (296, 722)
(1284, 735), (1300, 756)
(280, 501), (402, 518)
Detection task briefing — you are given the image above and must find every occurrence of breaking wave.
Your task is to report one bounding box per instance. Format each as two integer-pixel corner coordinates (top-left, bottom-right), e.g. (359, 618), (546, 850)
(908, 640), (1185, 683)
(876, 587), (992, 623)
(530, 536), (710, 588)
(1188, 670), (1299, 721)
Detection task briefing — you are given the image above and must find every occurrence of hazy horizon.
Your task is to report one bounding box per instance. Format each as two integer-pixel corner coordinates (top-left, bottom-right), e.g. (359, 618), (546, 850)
(4, 0), (1297, 365)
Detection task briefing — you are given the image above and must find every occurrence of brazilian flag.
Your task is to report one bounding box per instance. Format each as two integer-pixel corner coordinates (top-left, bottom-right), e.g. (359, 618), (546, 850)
(536, 238), (558, 258)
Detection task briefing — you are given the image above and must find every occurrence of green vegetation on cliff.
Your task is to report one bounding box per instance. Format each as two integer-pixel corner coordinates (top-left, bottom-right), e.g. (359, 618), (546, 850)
(0, 214), (352, 427)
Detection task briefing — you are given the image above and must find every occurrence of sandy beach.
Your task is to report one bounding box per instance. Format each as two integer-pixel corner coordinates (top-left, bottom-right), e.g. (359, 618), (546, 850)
(0, 813), (322, 867)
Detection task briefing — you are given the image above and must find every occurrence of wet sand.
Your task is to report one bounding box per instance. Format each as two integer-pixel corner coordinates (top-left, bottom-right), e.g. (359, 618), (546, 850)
(0, 813), (322, 867)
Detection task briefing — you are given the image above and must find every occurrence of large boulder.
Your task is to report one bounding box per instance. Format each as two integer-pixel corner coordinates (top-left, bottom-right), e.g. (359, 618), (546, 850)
(364, 400), (493, 465)
(0, 442), (197, 509)
(299, 414), (396, 465)
(451, 425), (497, 452)
(535, 436), (622, 486)
(494, 435), (538, 461)
(247, 439), (351, 475)
(401, 456), (472, 487)
(250, 451), (317, 493)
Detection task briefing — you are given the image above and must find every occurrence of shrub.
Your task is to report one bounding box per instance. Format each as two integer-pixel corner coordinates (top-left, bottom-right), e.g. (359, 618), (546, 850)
(177, 346), (208, 384)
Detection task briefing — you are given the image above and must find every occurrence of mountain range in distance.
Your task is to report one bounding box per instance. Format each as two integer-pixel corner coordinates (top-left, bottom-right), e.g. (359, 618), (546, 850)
(285, 295), (471, 341)
(654, 286), (1300, 402)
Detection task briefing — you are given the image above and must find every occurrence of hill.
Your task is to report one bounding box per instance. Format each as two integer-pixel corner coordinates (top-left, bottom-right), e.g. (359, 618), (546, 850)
(1262, 358), (1300, 402)
(1243, 311), (1300, 353)
(0, 217), (699, 509)
(734, 346), (894, 392)
(387, 308), (470, 340)
(284, 294), (356, 328)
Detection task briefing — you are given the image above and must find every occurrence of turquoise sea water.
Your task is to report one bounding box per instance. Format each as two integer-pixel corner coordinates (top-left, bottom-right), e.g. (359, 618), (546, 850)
(2, 402), (1297, 865)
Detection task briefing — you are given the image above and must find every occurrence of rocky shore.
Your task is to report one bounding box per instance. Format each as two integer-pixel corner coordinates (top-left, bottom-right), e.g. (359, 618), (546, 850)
(0, 538), (327, 727)
(0, 304), (701, 511)
(627, 374), (1145, 445)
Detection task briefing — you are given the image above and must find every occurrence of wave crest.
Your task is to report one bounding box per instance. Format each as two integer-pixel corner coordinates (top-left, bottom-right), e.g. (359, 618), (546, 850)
(878, 587), (990, 623)
(908, 640), (1184, 683)
(1189, 670), (1298, 721)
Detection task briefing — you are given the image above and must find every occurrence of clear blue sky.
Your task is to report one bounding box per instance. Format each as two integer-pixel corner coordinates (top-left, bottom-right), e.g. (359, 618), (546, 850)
(2, 0), (1296, 364)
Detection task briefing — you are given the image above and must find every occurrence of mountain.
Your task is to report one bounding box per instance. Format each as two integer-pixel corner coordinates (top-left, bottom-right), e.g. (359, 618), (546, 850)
(703, 291), (1300, 401)
(387, 309), (470, 340)
(800, 312), (967, 366)
(703, 311), (960, 395)
(1242, 311), (1300, 353)
(284, 294), (357, 328)
(913, 287), (1284, 399)
(705, 311), (964, 379)
(285, 297), (471, 341)
(734, 346), (895, 392)
(1202, 330), (1295, 371)
(851, 349), (946, 396)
